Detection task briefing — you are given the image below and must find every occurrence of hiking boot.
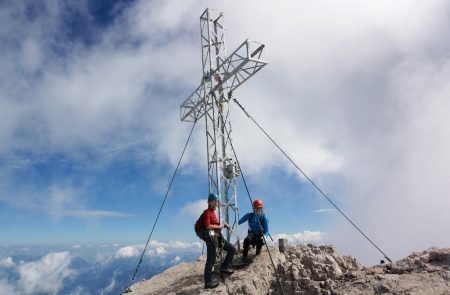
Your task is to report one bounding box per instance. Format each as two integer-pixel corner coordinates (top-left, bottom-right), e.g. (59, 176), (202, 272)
(220, 267), (234, 274)
(205, 279), (219, 289)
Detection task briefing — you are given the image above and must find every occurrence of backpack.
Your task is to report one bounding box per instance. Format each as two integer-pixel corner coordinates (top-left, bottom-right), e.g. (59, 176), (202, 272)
(194, 210), (207, 234)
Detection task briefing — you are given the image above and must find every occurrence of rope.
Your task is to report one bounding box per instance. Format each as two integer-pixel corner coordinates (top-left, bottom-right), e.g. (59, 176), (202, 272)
(233, 98), (393, 263)
(129, 120), (197, 284)
(213, 97), (286, 294)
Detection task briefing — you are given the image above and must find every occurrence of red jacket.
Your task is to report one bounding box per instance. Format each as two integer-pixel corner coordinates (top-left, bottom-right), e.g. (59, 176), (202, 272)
(203, 208), (220, 228)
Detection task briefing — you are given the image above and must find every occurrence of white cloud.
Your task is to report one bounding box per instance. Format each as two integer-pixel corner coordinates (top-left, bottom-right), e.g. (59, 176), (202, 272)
(114, 240), (202, 259)
(17, 251), (74, 295)
(62, 210), (136, 218)
(171, 255), (181, 264)
(314, 209), (337, 213)
(72, 245), (81, 249)
(0, 0), (199, 161)
(154, 246), (167, 256)
(147, 240), (166, 248)
(180, 199), (206, 218)
(115, 246), (141, 259)
(0, 181), (135, 219)
(271, 231), (325, 245)
(0, 280), (15, 294)
(99, 270), (119, 295)
(0, 257), (14, 268)
(46, 185), (136, 219)
(170, 240), (202, 249)
(69, 286), (90, 295)
(94, 251), (114, 266)
(114, 244), (167, 259)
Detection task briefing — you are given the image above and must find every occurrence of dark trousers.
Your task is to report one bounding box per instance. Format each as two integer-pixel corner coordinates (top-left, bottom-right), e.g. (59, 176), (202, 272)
(242, 232), (264, 258)
(204, 234), (236, 283)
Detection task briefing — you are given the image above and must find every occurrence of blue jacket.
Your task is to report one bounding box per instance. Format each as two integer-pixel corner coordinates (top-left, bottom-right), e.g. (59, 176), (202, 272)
(239, 213), (269, 236)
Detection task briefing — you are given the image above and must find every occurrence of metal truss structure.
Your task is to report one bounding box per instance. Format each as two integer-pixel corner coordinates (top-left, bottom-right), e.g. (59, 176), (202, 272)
(180, 8), (268, 245)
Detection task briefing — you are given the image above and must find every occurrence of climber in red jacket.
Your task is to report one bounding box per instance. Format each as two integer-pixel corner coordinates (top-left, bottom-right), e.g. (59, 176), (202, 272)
(194, 193), (236, 289)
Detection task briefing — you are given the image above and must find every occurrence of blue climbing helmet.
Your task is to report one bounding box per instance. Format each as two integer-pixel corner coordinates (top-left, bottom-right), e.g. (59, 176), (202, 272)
(208, 193), (218, 202)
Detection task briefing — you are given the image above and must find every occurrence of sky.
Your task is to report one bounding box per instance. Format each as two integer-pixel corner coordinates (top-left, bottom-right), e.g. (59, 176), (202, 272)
(1, 0), (450, 269)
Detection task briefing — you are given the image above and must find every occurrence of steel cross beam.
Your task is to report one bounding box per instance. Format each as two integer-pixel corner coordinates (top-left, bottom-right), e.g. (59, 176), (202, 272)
(180, 8), (267, 244)
(180, 39), (268, 122)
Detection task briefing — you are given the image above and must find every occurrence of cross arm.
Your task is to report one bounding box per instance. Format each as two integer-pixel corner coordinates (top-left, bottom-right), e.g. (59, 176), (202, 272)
(180, 40), (268, 122)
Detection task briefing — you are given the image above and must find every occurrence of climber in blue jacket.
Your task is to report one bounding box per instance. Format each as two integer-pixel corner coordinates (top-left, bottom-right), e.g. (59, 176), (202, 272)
(238, 199), (269, 263)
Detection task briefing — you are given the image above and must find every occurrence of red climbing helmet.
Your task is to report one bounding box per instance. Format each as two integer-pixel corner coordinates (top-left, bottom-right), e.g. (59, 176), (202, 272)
(253, 199), (263, 209)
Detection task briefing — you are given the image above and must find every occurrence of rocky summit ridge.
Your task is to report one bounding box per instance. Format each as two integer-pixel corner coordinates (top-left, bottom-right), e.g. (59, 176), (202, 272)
(127, 244), (450, 295)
